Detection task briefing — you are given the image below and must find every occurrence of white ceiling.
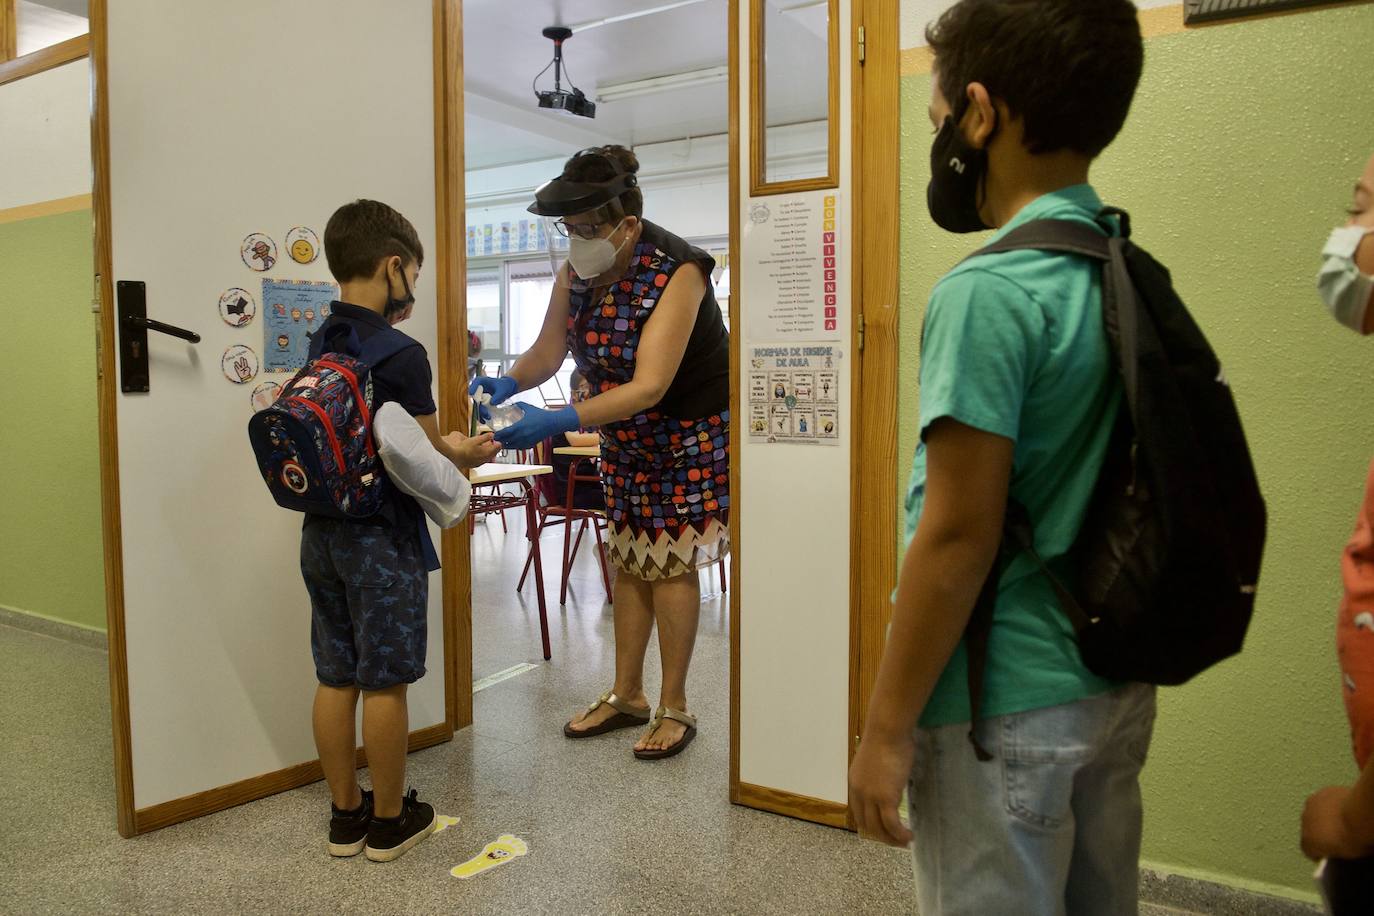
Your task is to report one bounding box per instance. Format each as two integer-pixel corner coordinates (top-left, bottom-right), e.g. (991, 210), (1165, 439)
(463, 0), (735, 170)
(16, 0), (88, 56)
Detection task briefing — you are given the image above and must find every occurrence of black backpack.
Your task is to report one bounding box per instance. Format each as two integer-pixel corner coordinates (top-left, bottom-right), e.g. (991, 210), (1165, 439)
(957, 208), (1267, 760)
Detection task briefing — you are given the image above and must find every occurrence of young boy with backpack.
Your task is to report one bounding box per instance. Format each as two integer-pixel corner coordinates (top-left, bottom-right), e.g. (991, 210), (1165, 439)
(847, 3), (1245, 913)
(298, 200), (499, 861)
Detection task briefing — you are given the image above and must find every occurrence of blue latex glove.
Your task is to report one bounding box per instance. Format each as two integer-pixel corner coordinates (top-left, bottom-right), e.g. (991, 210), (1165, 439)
(469, 375), (520, 423)
(469, 375), (519, 404)
(494, 404), (580, 451)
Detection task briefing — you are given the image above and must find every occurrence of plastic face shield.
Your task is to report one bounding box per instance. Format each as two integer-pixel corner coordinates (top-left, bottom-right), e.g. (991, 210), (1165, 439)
(528, 168), (638, 291)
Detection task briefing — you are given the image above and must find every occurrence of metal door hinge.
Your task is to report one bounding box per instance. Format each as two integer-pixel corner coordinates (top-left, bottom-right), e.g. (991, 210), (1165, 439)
(858, 25), (866, 64)
(858, 312), (866, 352)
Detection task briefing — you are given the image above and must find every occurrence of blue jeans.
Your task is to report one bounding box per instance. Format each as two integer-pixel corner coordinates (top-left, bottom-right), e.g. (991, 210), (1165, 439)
(908, 683), (1157, 916)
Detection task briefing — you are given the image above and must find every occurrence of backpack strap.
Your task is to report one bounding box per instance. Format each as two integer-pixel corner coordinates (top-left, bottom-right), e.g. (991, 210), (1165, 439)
(951, 214), (1125, 761)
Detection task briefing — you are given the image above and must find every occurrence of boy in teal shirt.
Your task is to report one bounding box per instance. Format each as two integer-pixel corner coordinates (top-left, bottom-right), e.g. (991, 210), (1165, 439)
(849, 2), (1153, 914)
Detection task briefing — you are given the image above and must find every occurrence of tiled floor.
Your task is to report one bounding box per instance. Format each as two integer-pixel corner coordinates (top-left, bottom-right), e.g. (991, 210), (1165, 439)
(2, 509), (916, 915)
(0, 505), (1315, 914)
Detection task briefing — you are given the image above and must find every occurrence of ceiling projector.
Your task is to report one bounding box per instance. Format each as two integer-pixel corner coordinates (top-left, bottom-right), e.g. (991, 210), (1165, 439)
(534, 27), (596, 120)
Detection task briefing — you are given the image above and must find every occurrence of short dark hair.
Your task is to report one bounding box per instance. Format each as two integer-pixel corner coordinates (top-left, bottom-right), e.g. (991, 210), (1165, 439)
(561, 145), (643, 221)
(324, 199), (425, 284)
(926, 0), (1142, 158)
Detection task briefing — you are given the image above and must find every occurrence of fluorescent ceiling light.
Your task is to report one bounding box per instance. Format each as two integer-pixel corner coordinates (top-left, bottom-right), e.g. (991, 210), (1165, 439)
(572, 0), (712, 32)
(596, 66), (729, 104)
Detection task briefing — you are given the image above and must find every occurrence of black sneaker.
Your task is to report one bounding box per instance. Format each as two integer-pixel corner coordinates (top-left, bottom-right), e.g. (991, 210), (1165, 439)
(328, 789), (374, 857)
(364, 789), (437, 862)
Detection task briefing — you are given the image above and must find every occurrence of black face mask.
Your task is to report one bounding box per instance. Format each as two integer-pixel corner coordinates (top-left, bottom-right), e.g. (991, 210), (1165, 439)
(926, 112), (992, 234)
(384, 265), (415, 320)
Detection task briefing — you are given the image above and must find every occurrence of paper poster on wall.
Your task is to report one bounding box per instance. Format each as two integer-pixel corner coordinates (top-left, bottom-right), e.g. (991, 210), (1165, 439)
(742, 190), (842, 341)
(748, 343), (841, 445)
(262, 279), (338, 372)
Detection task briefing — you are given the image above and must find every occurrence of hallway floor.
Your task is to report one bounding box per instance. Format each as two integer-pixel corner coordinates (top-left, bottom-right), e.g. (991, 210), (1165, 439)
(0, 505), (1313, 914)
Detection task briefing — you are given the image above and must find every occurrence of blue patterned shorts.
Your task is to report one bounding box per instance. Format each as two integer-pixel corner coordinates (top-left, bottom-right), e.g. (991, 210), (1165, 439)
(300, 517), (428, 691)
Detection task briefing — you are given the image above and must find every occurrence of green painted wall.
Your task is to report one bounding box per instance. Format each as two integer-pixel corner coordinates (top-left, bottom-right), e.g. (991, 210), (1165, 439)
(0, 209), (105, 632)
(898, 5), (1374, 900)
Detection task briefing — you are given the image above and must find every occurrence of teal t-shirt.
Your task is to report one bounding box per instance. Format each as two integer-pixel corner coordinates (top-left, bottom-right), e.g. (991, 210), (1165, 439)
(906, 184), (1123, 728)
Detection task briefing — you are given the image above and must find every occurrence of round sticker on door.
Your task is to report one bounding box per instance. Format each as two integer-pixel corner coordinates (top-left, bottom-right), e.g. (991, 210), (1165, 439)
(285, 226), (320, 265)
(241, 233), (278, 272)
(219, 287), (257, 328)
(250, 379), (283, 412)
(280, 460), (309, 494)
(222, 344), (260, 384)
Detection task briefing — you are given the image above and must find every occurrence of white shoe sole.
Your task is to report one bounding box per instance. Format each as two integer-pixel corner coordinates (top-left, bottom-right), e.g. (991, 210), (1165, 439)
(328, 837), (367, 857)
(364, 811), (438, 862)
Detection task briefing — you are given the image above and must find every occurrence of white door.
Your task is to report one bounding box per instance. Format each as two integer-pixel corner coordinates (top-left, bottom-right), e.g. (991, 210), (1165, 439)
(96, 0), (457, 831)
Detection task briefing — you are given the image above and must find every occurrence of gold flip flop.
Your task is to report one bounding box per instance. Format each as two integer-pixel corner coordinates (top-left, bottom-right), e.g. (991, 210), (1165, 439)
(633, 706), (697, 760)
(563, 691), (651, 738)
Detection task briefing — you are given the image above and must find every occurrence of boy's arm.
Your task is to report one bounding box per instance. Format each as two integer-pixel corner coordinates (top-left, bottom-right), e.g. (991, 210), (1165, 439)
(849, 417), (1013, 848)
(414, 412), (500, 469)
(1302, 755), (1374, 860)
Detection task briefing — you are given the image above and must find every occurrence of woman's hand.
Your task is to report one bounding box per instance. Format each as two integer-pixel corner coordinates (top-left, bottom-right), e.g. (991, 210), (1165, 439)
(470, 375), (519, 407)
(493, 404), (581, 451)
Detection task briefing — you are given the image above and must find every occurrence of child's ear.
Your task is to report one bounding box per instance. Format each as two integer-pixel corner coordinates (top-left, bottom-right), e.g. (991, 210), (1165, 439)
(964, 82), (998, 150)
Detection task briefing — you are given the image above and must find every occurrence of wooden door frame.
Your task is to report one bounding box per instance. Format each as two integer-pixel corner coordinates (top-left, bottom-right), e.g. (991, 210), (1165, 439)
(727, 0), (899, 828)
(89, 0), (469, 838)
(847, 0), (900, 807)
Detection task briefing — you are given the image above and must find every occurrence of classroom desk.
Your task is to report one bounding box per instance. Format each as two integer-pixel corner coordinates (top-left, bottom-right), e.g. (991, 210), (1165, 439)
(468, 463), (554, 660)
(552, 445), (600, 458)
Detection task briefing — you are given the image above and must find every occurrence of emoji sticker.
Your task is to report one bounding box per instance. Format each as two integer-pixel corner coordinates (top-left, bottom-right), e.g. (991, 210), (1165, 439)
(219, 287), (257, 328)
(250, 379), (282, 412)
(285, 226), (320, 265)
(241, 233), (278, 272)
(222, 344), (259, 384)
(451, 835), (528, 880)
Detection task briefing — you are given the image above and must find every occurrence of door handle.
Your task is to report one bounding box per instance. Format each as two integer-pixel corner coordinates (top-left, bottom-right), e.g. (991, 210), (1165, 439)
(117, 280), (200, 393)
(122, 314), (201, 344)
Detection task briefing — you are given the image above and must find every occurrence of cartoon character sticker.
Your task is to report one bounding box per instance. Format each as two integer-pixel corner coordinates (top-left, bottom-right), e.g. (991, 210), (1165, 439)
(219, 287), (257, 328)
(290, 307), (303, 323)
(250, 379), (283, 412)
(241, 233), (278, 272)
(285, 226), (320, 265)
(222, 344), (260, 384)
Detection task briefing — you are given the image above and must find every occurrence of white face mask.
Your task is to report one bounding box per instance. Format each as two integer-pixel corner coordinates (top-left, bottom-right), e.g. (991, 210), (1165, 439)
(568, 220), (628, 280)
(1318, 225), (1374, 333)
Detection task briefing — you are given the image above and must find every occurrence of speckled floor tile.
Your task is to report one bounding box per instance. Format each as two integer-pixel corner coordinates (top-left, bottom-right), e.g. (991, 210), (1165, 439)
(0, 512), (1317, 916)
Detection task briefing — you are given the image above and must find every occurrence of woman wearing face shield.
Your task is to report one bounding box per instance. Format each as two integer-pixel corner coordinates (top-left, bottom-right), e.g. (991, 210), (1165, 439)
(471, 146), (729, 760)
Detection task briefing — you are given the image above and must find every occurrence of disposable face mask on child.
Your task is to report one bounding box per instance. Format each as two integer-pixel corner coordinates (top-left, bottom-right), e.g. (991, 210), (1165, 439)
(567, 220), (628, 280)
(1317, 225), (1374, 333)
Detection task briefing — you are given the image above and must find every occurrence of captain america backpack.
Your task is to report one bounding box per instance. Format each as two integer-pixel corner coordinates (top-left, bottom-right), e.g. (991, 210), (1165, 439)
(247, 321), (416, 518)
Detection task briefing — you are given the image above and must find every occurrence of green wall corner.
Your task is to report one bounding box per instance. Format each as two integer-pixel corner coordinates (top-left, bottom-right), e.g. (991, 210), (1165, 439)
(0, 208), (105, 633)
(898, 4), (1374, 899)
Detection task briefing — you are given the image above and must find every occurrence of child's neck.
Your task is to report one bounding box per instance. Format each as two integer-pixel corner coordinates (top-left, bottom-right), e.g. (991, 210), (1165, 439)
(984, 148), (1092, 229)
(338, 278), (388, 316)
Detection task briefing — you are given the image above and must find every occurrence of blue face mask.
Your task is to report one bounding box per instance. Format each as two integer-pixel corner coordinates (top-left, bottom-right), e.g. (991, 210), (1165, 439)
(1318, 225), (1374, 334)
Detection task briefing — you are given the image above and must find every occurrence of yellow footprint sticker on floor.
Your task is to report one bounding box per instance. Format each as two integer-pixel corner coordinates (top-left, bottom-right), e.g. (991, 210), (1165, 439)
(450, 834), (528, 880)
(434, 815), (461, 835)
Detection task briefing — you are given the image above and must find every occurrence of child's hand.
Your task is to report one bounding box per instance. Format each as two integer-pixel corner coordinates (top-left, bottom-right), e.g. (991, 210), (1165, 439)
(442, 430), (502, 469)
(1301, 785), (1373, 860)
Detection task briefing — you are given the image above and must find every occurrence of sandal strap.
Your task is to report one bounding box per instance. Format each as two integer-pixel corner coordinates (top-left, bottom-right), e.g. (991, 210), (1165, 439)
(651, 705), (697, 728)
(588, 691), (648, 717)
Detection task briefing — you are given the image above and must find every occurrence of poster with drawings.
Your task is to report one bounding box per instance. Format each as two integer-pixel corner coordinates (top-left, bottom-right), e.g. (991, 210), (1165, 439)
(748, 343), (841, 445)
(262, 279), (338, 372)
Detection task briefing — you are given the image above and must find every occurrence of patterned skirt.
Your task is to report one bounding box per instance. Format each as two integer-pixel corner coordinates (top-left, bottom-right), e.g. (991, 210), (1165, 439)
(601, 409), (730, 582)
